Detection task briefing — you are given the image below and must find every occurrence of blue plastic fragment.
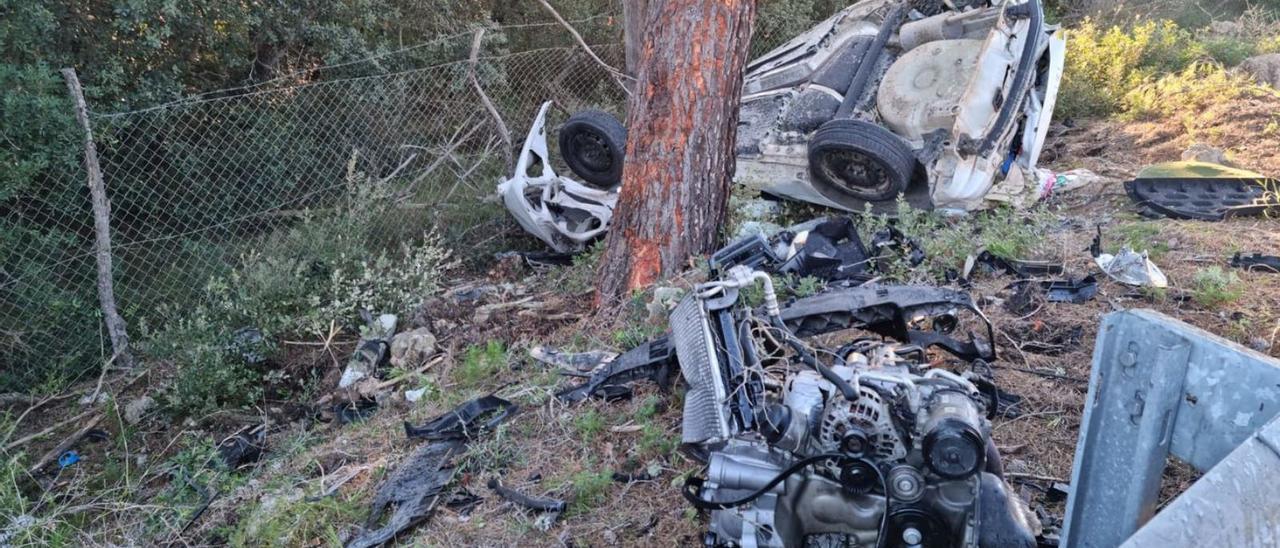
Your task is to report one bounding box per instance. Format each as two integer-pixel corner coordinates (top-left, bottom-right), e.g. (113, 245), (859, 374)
(58, 450), (80, 468)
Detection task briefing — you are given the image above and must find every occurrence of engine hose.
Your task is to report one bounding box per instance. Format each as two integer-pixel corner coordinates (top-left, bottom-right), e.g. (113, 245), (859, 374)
(683, 453), (893, 548)
(769, 316), (860, 402)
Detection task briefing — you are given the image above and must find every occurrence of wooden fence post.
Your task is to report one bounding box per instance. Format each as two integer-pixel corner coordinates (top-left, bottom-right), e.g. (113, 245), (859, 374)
(61, 68), (134, 369)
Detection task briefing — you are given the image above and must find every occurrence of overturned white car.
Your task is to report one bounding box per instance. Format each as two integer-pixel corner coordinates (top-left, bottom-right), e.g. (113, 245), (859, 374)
(501, 0), (1063, 250)
(736, 0), (1063, 212)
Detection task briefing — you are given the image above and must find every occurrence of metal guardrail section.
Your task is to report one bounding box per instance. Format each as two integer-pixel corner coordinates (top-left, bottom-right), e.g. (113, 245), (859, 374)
(1061, 309), (1280, 547)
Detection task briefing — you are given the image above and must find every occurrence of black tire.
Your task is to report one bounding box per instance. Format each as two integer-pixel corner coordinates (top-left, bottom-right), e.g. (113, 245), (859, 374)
(808, 119), (916, 203)
(559, 110), (627, 189)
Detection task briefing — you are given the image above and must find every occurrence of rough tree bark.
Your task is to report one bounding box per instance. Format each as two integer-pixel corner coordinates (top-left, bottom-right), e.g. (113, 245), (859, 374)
(621, 0), (648, 82)
(62, 68), (134, 369)
(595, 0), (756, 305)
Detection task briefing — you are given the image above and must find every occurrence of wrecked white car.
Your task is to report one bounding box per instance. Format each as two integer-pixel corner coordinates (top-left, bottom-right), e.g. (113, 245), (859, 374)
(497, 102), (619, 253)
(736, 0), (1063, 212)
(501, 0), (1063, 250)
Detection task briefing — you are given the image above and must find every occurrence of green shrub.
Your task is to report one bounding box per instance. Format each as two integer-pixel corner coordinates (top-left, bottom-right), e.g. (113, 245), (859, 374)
(1191, 266), (1243, 308)
(1059, 19), (1206, 119)
(455, 341), (507, 389)
(1123, 61), (1271, 121)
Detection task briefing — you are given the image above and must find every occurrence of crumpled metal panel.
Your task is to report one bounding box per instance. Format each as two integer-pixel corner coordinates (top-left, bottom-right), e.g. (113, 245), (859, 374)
(497, 101), (616, 253)
(1061, 309), (1280, 547)
(1121, 415), (1280, 547)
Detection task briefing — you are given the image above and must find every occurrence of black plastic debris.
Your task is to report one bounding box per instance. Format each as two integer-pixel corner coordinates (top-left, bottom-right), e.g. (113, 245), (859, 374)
(868, 225), (925, 269)
(444, 489), (484, 516)
(611, 470), (657, 483)
(709, 233), (778, 273)
(556, 336), (677, 403)
(335, 399), (379, 424)
(1008, 275), (1098, 309)
(1230, 252), (1280, 273)
(403, 394), (518, 441)
(217, 424), (266, 469)
(778, 217), (875, 281)
(487, 478), (567, 513)
(1125, 170), (1278, 221)
(711, 217), (926, 284)
(346, 440), (463, 548)
(973, 250), (1065, 278)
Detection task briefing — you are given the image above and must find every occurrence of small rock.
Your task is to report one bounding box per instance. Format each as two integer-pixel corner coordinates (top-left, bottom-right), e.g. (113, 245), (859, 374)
(1240, 53), (1280, 89)
(124, 396), (155, 425)
(1209, 20), (1242, 36)
(1248, 337), (1272, 352)
(602, 529), (618, 545)
(390, 327), (437, 368)
(1180, 143), (1231, 166)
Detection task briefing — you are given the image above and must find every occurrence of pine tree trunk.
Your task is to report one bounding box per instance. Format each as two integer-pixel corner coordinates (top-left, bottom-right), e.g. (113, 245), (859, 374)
(595, 0), (756, 305)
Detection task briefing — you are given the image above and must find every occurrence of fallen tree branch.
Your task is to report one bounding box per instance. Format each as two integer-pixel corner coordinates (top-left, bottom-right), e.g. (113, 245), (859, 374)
(535, 0), (633, 95)
(468, 29), (514, 171)
(27, 413), (105, 475)
(3, 408), (97, 453)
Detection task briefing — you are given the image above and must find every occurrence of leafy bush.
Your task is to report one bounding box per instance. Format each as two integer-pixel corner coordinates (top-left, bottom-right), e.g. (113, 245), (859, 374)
(143, 166), (453, 417)
(1123, 61), (1272, 121)
(1059, 19), (1206, 119)
(1191, 266), (1243, 308)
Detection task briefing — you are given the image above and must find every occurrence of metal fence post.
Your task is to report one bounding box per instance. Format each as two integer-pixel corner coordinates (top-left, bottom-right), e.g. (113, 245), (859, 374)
(60, 68), (134, 369)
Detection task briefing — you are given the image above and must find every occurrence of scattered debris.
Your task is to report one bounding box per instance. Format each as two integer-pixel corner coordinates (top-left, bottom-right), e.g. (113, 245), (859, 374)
(403, 388), (428, 403)
(1090, 227), (1168, 288)
(970, 250), (1065, 279)
(1036, 168), (1108, 201)
(556, 336), (676, 403)
(486, 478), (567, 513)
(529, 346), (618, 376)
(1124, 161), (1279, 220)
(1008, 275), (1099, 308)
(1230, 252), (1280, 273)
(338, 313), (397, 389)
(403, 394), (517, 441)
(334, 400), (378, 425)
(711, 217), (925, 284)
(389, 327), (437, 369)
(346, 440), (462, 548)
(217, 424), (267, 469)
(493, 250), (575, 268)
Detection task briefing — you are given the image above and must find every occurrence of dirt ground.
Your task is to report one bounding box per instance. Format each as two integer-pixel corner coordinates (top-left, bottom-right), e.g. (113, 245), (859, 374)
(4, 105), (1280, 547)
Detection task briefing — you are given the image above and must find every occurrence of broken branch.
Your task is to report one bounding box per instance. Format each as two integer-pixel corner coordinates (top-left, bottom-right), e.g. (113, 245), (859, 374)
(535, 0), (633, 95)
(468, 29), (514, 171)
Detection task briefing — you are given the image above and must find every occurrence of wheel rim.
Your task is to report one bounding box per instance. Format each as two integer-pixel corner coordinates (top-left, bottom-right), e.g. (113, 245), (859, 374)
(570, 131), (613, 173)
(814, 147), (895, 200)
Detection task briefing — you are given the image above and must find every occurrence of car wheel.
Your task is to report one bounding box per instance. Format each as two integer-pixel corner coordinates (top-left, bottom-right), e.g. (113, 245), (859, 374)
(559, 110), (627, 189)
(808, 119), (916, 202)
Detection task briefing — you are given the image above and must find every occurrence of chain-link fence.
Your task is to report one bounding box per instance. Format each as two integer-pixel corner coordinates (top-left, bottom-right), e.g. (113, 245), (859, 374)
(0, 4), (847, 389)
(0, 17), (626, 388)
